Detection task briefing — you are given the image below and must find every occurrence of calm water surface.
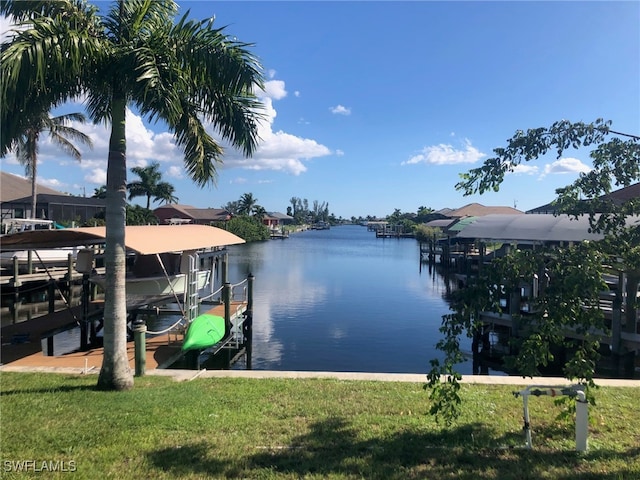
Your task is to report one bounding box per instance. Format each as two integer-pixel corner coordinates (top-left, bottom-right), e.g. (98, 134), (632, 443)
(223, 224), (474, 374)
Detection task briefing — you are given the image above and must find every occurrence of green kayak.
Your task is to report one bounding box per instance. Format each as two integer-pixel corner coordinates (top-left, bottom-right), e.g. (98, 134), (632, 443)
(182, 314), (226, 351)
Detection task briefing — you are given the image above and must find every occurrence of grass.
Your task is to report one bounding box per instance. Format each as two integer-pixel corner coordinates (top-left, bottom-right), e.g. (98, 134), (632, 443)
(1, 372), (639, 479)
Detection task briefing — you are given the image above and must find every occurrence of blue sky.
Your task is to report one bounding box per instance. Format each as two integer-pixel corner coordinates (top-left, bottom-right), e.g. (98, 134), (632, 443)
(1, 1), (639, 219)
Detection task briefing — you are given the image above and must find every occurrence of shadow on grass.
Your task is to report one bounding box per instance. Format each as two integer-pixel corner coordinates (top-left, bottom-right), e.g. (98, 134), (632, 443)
(0, 383), (96, 396)
(246, 418), (638, 480)
(146, 442), (229, 478)
(144, 418), (639, 479)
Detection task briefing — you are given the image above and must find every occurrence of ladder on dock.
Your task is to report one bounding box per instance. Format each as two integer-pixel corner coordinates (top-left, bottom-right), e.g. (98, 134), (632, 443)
(185, 253), (200, 323)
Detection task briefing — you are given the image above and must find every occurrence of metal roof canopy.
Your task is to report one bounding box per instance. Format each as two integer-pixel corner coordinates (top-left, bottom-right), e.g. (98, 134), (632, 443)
(454, 214), (638, 243)
(0, 224), (245, 254)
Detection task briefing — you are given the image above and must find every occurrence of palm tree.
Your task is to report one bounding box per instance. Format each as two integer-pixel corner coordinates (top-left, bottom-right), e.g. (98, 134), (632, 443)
(153, 182), (179, 205)
(127, 163), (162, 209)
(92, 185), (107, 199)
(1, 0), (264, 390)
(128, 163), (179, 208)
(238, 192), (258, 215)
(252, 204), (266, 220)
(3, 112), (92, 219)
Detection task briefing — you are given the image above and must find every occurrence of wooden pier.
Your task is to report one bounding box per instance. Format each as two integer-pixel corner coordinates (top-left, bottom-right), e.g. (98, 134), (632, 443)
(0, 301), (248, 370)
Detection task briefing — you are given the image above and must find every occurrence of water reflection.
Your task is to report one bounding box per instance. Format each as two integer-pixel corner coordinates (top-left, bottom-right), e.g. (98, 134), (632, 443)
(226, 225), (475, 374)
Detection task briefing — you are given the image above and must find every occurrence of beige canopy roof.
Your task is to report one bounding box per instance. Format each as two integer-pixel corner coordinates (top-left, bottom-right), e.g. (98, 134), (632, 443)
(0, 224), (245, 254)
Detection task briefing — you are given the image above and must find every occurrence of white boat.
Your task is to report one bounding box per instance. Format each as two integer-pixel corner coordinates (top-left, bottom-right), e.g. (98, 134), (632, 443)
(0, 219), (80, 271)
(90, 250), (215, 308)
(0, 224), (246, 308)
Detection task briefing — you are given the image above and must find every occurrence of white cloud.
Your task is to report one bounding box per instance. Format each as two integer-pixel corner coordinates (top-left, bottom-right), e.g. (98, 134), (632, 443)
(294, 91), (300, 97)
(167, 165), (184, 179)
(230, 177), (248, 184)
(258, 79), (287, 101)
(39, 177), (67, 188)
(509, 164), (539, 175)
(210, 77), (331, 175)
(330, 105), (351, 115)
(335, 149), (345, 156)
(84, 168), (107, 185)
(540, 157), (591, 177)
(402, 139), (486, 166)
(28, 76), (330, 179)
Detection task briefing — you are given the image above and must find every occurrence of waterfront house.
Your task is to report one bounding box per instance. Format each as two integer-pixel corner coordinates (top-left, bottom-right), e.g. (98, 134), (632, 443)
(0, 171), (105, 225)
(153, 204), (232, 225)
(262, 212), (294, 229)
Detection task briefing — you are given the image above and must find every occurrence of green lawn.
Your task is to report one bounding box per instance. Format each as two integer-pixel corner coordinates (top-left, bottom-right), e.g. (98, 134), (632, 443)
(1, 372), (638, 479)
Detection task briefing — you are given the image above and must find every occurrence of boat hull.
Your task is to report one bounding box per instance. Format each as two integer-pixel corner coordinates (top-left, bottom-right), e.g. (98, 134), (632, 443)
(91, 270), (211, 308)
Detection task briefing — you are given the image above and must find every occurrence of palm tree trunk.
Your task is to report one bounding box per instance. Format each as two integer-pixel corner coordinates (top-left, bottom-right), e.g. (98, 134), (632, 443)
(97, 95), (134, 391)
(146, 194), (151, 210)
(30, 156), (37, 218)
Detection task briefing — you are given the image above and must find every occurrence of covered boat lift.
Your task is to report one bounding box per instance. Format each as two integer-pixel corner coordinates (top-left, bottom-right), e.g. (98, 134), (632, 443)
(1, 225), (252, 373)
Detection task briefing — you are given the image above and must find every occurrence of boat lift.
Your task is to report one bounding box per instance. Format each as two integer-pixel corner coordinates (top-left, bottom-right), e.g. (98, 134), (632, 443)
(513, 384), (588, 452)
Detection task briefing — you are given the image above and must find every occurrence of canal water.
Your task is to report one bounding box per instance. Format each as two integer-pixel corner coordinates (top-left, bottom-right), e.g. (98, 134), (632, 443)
(23, 224), (484, 374)
(220, 224), (477, 374)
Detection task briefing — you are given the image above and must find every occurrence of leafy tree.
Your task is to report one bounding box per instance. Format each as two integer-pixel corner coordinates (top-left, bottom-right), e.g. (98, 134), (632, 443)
(128, 162), (178, 209)
(1, 0), (264, 390)
(126, 205), (158, 225)
(2, 112), (92, 218)
(414, 224), (441, 243)
(427, 119), (640, 423)
(226, 215), (269, 242)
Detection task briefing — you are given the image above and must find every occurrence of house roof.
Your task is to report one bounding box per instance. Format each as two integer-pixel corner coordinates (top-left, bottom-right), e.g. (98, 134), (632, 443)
(0, 171), (66, 202)
(454, 213), (640, 243)
(424, 219), (457, 228)
(153, 204), (230, 221)
(186, 208), (230, 221)
(447, 203), (523, 217)
(6, 194), (105, 207)
(266, 212), (294, 220)
(0, 224), (245, 254)
(603, 183), (640, 204)
(527, 182), (640, 213)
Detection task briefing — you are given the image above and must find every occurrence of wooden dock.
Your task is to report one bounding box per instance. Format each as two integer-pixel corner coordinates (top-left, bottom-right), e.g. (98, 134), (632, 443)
(0, 301), (248, 371)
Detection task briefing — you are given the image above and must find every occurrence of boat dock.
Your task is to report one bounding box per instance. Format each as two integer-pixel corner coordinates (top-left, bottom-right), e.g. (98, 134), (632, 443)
(0, 301), (249, 371)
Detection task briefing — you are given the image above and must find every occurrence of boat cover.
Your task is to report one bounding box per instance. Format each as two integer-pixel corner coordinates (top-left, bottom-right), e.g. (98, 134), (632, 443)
(454, 214), (640, 243)
(0, 224), (245, 253)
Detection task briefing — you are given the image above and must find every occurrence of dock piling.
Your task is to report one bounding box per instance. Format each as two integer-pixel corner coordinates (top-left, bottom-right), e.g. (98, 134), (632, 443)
(133, 320), (147, 376)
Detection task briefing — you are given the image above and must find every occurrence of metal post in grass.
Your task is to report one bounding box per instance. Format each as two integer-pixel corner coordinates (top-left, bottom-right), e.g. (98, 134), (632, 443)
(133, 319), (147, 376)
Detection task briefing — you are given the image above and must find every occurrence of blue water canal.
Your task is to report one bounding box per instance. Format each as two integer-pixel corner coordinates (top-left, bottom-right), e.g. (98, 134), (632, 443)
(219, 224), (475, 374)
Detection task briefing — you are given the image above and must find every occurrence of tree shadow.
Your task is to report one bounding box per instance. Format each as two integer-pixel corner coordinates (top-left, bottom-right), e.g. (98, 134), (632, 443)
(146, 442), (230, 478)
(246, 417), (639, 479)
(142, 416), (638, 479)
(0, 383), (95, 396)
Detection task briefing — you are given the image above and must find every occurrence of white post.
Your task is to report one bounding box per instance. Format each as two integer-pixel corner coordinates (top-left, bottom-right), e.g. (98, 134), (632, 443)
(575, 390), (588, 452)
(523, 394), (532, 448)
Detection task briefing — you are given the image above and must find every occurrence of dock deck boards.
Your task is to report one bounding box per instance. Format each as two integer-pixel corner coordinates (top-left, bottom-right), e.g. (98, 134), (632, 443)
(0, 301), (247, 370)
